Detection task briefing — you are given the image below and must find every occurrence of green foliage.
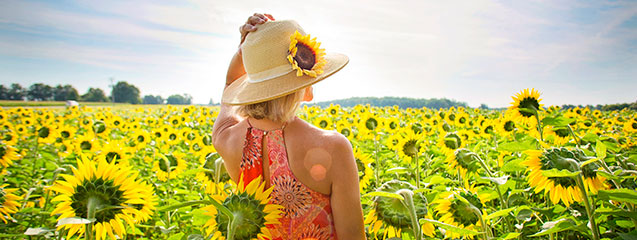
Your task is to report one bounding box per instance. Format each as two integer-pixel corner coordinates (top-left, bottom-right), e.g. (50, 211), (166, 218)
(81, 87), (109, 102)
(312, 96), (468, 109)
(112, 81), (141, 104)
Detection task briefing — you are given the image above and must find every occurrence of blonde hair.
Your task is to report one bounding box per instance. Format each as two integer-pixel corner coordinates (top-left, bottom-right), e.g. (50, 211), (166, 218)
(237, 88), (306, 123)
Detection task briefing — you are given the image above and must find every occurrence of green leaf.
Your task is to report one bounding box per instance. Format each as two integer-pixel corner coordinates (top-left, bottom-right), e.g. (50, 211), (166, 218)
(597, 189), (637, 205)
(482, 175), (509, 185)
(529, 218), (578, 237)
(501, 158), (525, 173)
(420, 218), (481, 236)
(187, 234), (205, 240)
(484, 207), (516, 220)
(24, 227), (54, 235)
(363, 191), (404, 201)
(426, 175), (453, 185)
(541, 169), (580, 178)
(596, 207), (637, 220)
(158, 200), (211, 212)
(595, 140), (607, 160)
(498, 232), (521, 240)
(56, 217), (94, 227)
(191, 209), (209, 226)
(497, 139), (537, 152)
(167, 232), (185, 240)
(542, 117), (574, 127)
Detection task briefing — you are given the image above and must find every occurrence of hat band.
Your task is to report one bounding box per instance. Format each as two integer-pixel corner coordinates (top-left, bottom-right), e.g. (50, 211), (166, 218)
(246, 64), (294, 83)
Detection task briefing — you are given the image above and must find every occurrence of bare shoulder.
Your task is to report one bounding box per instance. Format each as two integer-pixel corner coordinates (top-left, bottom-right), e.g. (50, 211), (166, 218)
(296, 119), (352, 153)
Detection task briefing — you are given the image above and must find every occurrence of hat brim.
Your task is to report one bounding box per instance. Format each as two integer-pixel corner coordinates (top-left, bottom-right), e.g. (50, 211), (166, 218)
(222, 52), (349, 105)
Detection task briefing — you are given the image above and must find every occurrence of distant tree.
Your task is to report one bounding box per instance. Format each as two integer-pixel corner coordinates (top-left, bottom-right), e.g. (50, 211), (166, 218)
(7, 83), (25, 100)
(479, 103), (489, 109)
(53, 84), (79, 101)
(143, 95), (164, 104)
(111, 81), (140, 104)
(166, 94), (192, 105)
(81, 88), (109, 102)
(27, 83), (53, 101)
(0, 85), (7, 100)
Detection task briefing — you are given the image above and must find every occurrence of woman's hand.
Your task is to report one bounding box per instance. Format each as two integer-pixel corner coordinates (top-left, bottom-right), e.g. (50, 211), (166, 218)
(226, 13), (275, 87)
(239, 13), (275, 46)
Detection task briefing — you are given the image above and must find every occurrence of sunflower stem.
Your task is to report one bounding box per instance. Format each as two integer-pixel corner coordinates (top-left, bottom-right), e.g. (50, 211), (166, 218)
(471, 154), (511, 232)
(575, 174), (600, 240)
(398, 189), (421, 240)
(85, 196), (99, 240)
(414, 152), (420, 189)
(227, 212), (242, 240)
(534, 112), (544, 142)
(374, 132), (380, 188)
(566, 125), (581, 148)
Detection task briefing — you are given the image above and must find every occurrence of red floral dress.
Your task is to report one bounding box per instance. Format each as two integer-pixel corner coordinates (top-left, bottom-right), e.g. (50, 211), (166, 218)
(240, 120), (337, 240)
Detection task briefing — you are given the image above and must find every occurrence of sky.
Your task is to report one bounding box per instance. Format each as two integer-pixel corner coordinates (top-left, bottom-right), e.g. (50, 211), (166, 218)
(0, 0), (636, 108)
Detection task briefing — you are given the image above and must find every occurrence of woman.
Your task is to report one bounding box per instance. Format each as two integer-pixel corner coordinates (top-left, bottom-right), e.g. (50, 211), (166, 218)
(212, 13), (366, 239)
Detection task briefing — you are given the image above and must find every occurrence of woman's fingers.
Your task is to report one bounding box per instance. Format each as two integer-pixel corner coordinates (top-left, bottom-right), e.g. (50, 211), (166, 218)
(247, 15), (266, 25)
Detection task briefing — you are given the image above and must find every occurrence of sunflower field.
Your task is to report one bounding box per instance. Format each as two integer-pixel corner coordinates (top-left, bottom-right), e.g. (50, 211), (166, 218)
(0, 88), (636, 240)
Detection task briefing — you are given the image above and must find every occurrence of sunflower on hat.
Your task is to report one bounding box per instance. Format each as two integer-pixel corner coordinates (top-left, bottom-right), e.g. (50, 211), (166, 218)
(287, 31), (327, 77)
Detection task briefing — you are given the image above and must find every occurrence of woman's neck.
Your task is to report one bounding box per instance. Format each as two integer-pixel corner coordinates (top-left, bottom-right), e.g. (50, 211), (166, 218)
(248, 117), (293, 131)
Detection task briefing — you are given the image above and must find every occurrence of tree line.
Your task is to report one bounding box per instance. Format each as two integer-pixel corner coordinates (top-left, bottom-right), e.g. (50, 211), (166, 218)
(0, 82), (194, 105)
(312, 96), (469, 109)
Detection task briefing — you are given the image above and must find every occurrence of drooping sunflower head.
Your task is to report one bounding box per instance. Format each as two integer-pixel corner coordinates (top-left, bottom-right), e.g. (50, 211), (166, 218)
(354, 148), (373, 192)
(439, 132), (463, 154)
(396, 130), (423, 163)
(433, 188), (484, 239)
(446, 148), (480, 179)
(287, 30), (327, 77)
(522, 148), (607, 206)
(509, 88), (544, 121)
(368, 180), (428, 235)
(50, 155), (156, 240)
(203, 176), (283, 240)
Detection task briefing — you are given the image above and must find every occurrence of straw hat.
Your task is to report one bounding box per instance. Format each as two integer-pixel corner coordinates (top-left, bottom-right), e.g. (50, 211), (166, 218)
(222, 20), (349, 105)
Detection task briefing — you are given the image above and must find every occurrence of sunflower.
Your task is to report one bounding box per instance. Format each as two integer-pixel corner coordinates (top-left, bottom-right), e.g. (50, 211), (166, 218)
(336, 122), (354, 141)
(50, 155), (156, 240)
(354, 148), (374, 192)
(97, 140), (129, 165)
(313, 115), (333, 130)
(130, 129), (151, 150)
(56, 125), (76, 142)
(624, 119), (637, 133)
(152, 150), (187, 182)
(521, 148), (607, 206)
(0, 143), (20, 168)
(438, 132), (464, 155)
(366, 180), (429, 238)
(36, 125), (59, 144)
(75, 133), (100, 153)
(287, 30), (327, 77)
(446, 148), (480, 179)
(1, 130), (18, 146)
(0, 184), (20, 224)
(396, 129), (423, 165)
(432, 187), (486, 239)
(496, 115), (516, 137)
(509, 88), (544, 124)
(202, 175), (283, 240)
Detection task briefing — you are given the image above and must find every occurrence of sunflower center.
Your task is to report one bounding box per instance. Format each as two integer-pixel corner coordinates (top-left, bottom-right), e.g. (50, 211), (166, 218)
(483, 126), (494, 134)
(504, 121), (515, 132)
(105, 152), (122, 163)
(93, 121), (106, 134)
(202, 135), (213, 146)
(3, 134), (13, 142)
(319, 120), (328, 129)
(448, 113), (456, 121)
(459, 116), (466, 124)
(365, 118), (378, 131)
(137, 135), (146, 143)
(632, 122), (637, 129)
(330, 109), (337, 115)
(340, 128), (351, 137)
(159, 155), (178, 172)
(518, 98), (540, 117)
(80, 141), (92, 151)
(293, 43), (316, 70)
(0, 145), (6, 159)
(37, 127), (50, 138)
(389, 121), (398, 130)
(70, 178), (125, 223)
(216, 193), (266, 240)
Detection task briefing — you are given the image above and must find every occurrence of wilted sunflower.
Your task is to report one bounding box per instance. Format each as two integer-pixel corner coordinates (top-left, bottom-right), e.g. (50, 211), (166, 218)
(354, 148), (374, 192)
(0, 184), (20, 224)
(509, 88), (544, 124)
(287, 30), (326, 77)
(521, 148), (607, 206)
(202, 175), (283, 240)
(432, 187), (486, 239)
(50, 155), (156, 240)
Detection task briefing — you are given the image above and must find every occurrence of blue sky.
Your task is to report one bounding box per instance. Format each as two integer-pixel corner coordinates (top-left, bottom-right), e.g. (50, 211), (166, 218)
(0, 0), (635, 107)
